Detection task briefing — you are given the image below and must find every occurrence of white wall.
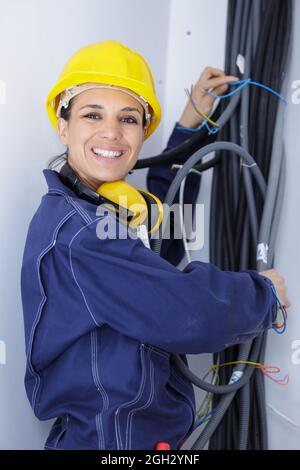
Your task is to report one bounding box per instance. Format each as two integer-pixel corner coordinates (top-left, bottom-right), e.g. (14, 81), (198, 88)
(264, 1), (300, 448)
(0, 0), (299, 450)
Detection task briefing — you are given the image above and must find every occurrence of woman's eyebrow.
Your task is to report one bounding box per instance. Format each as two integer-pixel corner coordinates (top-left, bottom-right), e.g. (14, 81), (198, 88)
(79, 104), (142, 115)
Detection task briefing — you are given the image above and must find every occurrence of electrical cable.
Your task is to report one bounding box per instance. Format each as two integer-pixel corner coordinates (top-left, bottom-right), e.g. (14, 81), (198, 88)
(179, 176), (192, 264)
(152, 141), (266, 256)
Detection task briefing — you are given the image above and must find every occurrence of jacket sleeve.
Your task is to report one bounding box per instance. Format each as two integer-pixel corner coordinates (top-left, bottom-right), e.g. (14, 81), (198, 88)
(146, 122), (217, 266)
(69, 215), (277, 355)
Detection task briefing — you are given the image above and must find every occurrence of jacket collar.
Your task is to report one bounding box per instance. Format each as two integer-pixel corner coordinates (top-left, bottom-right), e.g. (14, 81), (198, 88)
(43, 169), (78, 198)
(43, 169), (102, 217)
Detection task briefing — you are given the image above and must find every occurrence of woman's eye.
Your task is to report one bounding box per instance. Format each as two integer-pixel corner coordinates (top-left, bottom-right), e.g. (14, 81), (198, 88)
(122, 116), (137, 124)
(84, 113), (100, 120)
(83, 114), (137, 124)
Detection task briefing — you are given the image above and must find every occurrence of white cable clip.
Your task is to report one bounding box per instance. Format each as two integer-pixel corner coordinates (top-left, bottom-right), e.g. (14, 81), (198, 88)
(236, 54), (245, 75)
(229, 370), (243, 384)
(257, 242), (269, 264)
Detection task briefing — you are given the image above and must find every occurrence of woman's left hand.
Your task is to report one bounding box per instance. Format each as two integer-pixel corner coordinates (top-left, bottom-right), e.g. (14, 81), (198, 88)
(178, 67), (239, 129)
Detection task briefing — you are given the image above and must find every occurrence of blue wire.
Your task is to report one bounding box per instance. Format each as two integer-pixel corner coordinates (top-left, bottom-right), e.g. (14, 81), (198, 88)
(272, 320), (286, 335)
(208, 78), (288, 105)
(248, 80), (288, 105)
(270, 285), (287, 334)
(271, 284), (286, 316)
(178, 408), (215, 448)
(180, 78), (287, 138)
(193, 410), (214, 431)
(207, 79), (251, 99)
(175, 121), (206, 133)
(204, 121), (220, 135)
(227, 79), (250, 85)
(272, 322), (286, 335)
(176, 120), (220, 135)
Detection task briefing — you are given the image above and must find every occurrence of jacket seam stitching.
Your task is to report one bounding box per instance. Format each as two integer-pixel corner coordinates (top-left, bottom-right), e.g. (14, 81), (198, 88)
(127, 349), (155, 450)
(90, 329), (109, 450)
(27, 209), (77, 412)
(115, 344), (148, 450)
(48, 189), (94, 224)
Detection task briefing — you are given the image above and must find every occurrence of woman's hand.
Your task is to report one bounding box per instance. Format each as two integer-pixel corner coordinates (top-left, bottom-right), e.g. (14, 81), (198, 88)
(178, 67), (239, 129)
(260, 268), (291, 309)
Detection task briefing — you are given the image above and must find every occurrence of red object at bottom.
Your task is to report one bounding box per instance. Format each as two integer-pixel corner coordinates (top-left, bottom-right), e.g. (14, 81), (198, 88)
(155, 442), (171, 450)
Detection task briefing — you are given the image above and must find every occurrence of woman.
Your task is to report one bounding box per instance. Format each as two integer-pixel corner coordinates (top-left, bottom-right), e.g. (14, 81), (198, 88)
(21, 40), (289, 450)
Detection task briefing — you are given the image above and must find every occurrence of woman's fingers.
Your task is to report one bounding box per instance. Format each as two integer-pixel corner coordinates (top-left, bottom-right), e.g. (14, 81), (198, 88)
(192, 70), (239, 99)
(260, 269), (291, 309)
(204, 75), (239, 90)
(201, 66), (226, 78)
(179, 67), (239, 127)
(211, 83), (229, 96)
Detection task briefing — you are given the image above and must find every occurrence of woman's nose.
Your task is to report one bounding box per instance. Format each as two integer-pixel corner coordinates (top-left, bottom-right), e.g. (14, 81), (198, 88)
(97, 119), (122, 140)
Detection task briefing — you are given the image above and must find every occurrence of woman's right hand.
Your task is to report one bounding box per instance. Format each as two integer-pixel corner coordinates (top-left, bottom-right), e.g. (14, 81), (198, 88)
(260, 268), (291, 309)
(178, 67), (239, 129)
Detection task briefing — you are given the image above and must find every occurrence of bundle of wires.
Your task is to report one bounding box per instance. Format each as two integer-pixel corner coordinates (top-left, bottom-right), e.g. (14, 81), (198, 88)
(134, 0), (293, 450)
(206, 0), (292, 450)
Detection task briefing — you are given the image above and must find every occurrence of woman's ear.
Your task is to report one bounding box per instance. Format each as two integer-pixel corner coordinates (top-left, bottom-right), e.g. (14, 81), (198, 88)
(57, 117), (69, 146)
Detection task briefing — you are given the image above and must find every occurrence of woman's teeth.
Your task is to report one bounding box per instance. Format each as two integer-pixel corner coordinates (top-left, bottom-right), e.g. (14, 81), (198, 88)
(92, 148), (123, 158)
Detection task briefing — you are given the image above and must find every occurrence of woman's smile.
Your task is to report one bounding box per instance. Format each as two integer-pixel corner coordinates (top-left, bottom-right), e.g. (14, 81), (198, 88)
(90, 143), (127, 161)
(90, 148), (126, 162)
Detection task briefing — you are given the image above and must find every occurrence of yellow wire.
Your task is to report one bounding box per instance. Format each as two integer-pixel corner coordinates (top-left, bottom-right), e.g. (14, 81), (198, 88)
(195, 365), (220, 419)
(195, 377), (212, 418)
(211, 360), (263, 372)
(275, 305), (284, 326)
(196, 394), (212, 420)
(211, 361), (288, 386)
(195, 359), (285, 420)
(184, 86), (219, 128)
(196, 361), (263, 419)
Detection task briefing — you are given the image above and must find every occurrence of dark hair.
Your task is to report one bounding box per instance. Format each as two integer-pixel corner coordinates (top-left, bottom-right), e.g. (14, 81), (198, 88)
(47, 95), (148, 170)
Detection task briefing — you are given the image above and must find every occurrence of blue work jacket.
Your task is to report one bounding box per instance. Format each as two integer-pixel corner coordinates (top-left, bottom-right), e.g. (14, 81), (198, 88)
(21, 124), (277, 450)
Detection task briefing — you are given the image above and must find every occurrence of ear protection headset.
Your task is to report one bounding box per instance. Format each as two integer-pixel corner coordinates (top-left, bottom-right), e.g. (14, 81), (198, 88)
(59, 161), (163, 234)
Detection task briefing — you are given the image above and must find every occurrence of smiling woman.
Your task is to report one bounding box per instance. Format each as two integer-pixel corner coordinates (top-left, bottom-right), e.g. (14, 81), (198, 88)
(56, 87), (147, 190)
(21, 39), (284, 452)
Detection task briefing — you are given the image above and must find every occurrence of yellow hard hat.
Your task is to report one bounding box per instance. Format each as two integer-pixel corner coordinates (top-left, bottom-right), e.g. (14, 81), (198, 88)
(46, 40), (161, 139)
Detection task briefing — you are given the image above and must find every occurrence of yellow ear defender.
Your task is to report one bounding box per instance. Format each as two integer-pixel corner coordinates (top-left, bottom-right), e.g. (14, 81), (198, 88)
(96, 180), (163, 234)
(59, 161), (163, 235)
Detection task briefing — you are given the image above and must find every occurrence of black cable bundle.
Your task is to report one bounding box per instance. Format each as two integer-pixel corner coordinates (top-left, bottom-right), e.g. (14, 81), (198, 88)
(132, 0), (292, 451)
(208, 0), (292, 450)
